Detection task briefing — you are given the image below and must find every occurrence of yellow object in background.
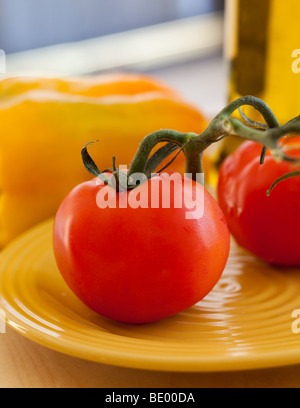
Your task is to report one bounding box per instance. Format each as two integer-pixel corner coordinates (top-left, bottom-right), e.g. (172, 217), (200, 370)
(0, 74), (208, 247)
(0, 73), (180, 99)
(223, 0), (300, 156)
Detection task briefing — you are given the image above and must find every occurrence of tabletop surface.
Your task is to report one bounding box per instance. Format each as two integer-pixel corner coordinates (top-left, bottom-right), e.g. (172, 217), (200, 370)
(1, 55), (299, 389)
(2, 325), (300, 388)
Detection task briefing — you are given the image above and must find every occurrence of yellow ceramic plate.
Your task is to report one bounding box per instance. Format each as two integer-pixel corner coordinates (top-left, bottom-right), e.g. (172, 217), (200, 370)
(0, 218), (300, 372)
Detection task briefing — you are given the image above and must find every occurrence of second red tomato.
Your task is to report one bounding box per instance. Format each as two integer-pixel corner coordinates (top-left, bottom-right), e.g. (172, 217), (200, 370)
(218, 140), (300, 266)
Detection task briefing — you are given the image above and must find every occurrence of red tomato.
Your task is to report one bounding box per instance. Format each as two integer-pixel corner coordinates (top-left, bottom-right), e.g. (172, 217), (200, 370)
(53, 172), (230, 324)
(218, 140), (300, 266)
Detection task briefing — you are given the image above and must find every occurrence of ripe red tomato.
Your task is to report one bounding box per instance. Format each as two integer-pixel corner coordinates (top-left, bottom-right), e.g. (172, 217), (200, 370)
(53, 172), (230, 324)
(218, 140), (300, 266)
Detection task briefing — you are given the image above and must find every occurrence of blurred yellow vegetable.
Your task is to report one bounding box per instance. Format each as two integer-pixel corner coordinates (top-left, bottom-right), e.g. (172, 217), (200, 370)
(0, 74), (208, 247)
(0, 73), (179, 98)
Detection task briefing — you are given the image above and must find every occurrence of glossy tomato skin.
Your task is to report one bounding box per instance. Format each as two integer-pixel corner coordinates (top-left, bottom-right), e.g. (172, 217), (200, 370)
(53, 173), (230, 324)
(218, 141), (300, 266)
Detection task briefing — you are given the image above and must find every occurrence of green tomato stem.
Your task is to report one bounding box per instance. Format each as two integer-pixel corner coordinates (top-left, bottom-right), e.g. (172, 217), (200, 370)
(82, 96), (300, 192)
(128, 96), (283, 182)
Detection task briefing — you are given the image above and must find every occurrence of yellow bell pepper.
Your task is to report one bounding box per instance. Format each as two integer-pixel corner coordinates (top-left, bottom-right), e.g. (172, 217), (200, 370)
(0, 73), (180, 98)
(0, 74), (208, 247)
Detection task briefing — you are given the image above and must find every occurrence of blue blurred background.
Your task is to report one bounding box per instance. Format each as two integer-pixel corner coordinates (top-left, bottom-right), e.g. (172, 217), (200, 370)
(0, 0), (224, 54)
